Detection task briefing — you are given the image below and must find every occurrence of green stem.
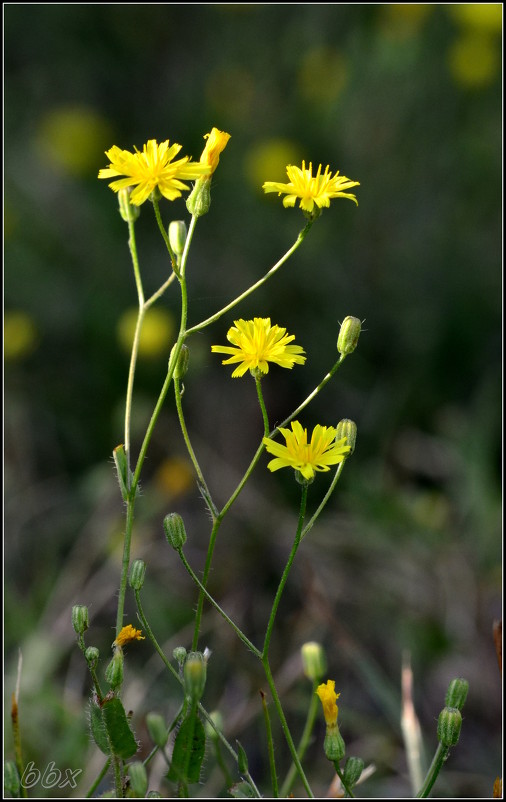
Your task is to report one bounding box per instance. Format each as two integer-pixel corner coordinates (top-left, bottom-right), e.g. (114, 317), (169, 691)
(11, 696), (27, 798)
(279, 682), (320, 798)
(111, 754), (123, 798)
(416, 743), (450, 798)
(86, 759), (111, 798)
(276, 354), (346, 432)
(145, 272), (177, 309)
(186, 221), (313, 336)
(180, 215), (198, 280)
(134, 589), (182, 683)
(255, 376), (270, 437)
(213, 739), (234, 789)
(334, 763), (355, 798)
(262, 485), (307, 658)
(174, 376), (218, 517)
(152, 195), (177, 271)
(262, 660), (314, 798)
(260, 690), (279, 797)
(124, 214), (144, 468)
(301, 459), (348, 540)
(191, 518), (221, 650)
(115, 496), (135, 637)
(178, 549), (261, 656)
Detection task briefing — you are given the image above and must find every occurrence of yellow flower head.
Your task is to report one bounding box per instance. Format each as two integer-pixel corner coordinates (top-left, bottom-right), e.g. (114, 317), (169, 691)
(263, 421), (350, 481)
(316, 680), (340, 726)
(113, 624), (145, 647)
(98, 139), (211, 205)
(199, 127), (231, 174)
(211, 318), (306, 378)
(263, 161), (359, 215)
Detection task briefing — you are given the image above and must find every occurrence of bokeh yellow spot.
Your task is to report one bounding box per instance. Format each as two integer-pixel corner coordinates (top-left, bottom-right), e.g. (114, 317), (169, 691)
(154, 456), (194, 499)
(447, 32), (499, 88)
(245, 139), (303, 191)
(380, 3), (433, 38)
(37, 106), (113, 176)
(117, 307), (174, 359)
(4, 311), (38, 360)
(448, 4), (502, 34)
(298, 47), (348, 105)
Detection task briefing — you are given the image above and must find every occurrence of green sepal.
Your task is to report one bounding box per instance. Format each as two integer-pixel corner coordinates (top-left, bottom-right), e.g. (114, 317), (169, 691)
(113, 445), (137, 501)
(236, 740), (249, 774)
(3, 760), (21, 796)
(167, 711), (206, 784)
(90, 696), (138, 759)
(228, 781), (256, 798)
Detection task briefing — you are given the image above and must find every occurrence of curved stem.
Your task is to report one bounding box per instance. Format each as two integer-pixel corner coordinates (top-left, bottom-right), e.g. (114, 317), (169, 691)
(279, 682), (320, 798)
(255, 376), (270, 437)
(186, 221), (313, 336)
(152, 196), (177, 271)
(416, 743), (450, 798)
(334, 763), (355, 798)
(275, 354), (346, 432)
(301, 459), (348, 541)
(145, 272), (177, 309)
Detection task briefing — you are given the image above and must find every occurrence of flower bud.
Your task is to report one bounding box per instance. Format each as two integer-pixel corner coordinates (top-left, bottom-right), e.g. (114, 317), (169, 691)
(163, 512), (187, 550)
(173, 646), (187, 665)
(186, 178), (212, 217)
(168, 220), (187, 257)
(170, 343), (190, 380)
(146, 712), (168, 749)
(85, 646), (100, 669)
(184, 651), (207, 702)
(301, 642), (327, 682)
(105, 649), (124, 690)
(113, 444), (130, 501)
(337, 316), (361, 356)
(147, 793), (162, 799)
(72, 605), (89, 636)
(118, 188), (140, 223)
(343, 756), (364, 787)
(437, 706), (462, 747)
(127, 761), (148, 798)
(445, 678), (469, 711)
(129, 559), (147, 591)
(323, 723), (346, 762)
(335, 419), (357, 456)
(204, 710), (224, 741)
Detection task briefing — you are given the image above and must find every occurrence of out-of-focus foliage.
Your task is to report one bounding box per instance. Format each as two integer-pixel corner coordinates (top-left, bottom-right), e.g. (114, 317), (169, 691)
(4, 5), (501, 798)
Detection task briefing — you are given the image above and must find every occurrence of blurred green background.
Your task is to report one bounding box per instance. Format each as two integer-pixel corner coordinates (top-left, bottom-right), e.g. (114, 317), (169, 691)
(4, 4), (502, 798)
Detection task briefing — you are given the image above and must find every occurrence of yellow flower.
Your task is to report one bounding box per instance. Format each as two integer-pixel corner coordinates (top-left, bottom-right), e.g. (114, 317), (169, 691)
(316, 680), (340, 726)
(263, 161), (359, 215)
(98, 139), (210, 205)
(199, 127), (231, 174)
(113, 625), (145, 647)
(211, 318), (306, 378)
(263, 421), (350, 481)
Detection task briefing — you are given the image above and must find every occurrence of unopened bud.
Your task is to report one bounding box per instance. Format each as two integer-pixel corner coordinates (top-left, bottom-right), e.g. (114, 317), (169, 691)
(301, 642), (327, 682)
(72, 605), (89, 636)
(173, 646), (187, 665)
(118, 188), (140, 223)
(170, 343), (190, 379)
(337, 316), (361, 356)
(163, 513), (187, 550)
(129, 559), (147, 591)
(168, 220), (187, 256)
(324, 723), (346, 762)
(105, 650), (124, 690)
(445, 678), (469, 711)
(128, 761), (148, 798)
(343, 756), (364, 787)
(205, 710), (224, 741)
(437, 706), (462, 747)
(186, 178), (212, 217)
(146, 712), (168, 748)
(85, 646), (100, 669)
(335, 419), (357, 456)
(184, 651), (207, 702)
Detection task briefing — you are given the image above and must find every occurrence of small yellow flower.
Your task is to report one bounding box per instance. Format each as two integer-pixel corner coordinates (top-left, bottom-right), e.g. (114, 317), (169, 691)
(199, 127), (231, 174)
(263, 161), (359, 215)
(316, 680), (340, 726)
(113, 625), (145, 647)
(211, 318), (306, 378)
(98, 139), (210, 205)
(263, 421), (350, 481)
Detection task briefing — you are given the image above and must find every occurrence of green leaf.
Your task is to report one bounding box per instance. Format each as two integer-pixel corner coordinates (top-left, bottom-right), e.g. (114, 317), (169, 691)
(228, 781), (257, 798)
(90, 697), (138, 759)
(167, 712), (206, 784)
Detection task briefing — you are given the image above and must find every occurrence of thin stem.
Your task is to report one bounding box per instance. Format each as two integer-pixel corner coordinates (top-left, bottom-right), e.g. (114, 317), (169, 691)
(11, 695), (27, 798)
(260, 690), (279, 797)
(186, 221), (313, 336)
(262, 485), (308, 658)
(145, 272), (177, 309)
(301, 459), (348, 540)
(255, 376), (270, 437)
(115, 496), (135, 637)
(134, 589), (181, 683)
(416, 743), (450, 798)
(124, 215), (144, 466)
(191, 518), (221, 650)
(178, 548), (261, 657)
(86, 759), (111, 799)
(180, 215), (198, 280)
(279, 682), (320, 798)
(111, 754), (123, 799)
(334, 763), (355, 798)
(262, 660), (314, 798)
(174, 377), (218, 517)
(275, 354), (346, 432)
(152, 195), (177, 271)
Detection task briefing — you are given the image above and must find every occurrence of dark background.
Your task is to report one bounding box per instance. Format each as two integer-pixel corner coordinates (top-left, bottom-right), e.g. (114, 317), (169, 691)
(4, 4), (502, 798)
